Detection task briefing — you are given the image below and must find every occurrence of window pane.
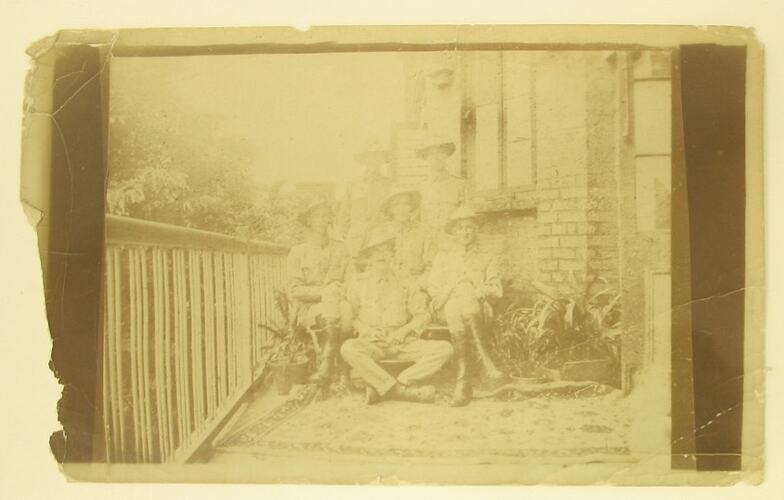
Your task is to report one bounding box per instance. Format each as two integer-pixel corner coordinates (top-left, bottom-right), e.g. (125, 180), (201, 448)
(635, 155), (671, 232)
(633, 80), (672, 155)
(475, 103), (500, 191)
(502, 52), (534, 187)
(505, 96), (533, 187)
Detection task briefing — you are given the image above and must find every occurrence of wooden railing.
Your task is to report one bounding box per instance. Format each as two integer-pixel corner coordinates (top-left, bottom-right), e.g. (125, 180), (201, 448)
(100, 215), (289, 463)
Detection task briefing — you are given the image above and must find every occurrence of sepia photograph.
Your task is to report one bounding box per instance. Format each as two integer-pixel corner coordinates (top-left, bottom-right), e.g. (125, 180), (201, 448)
(17, 24), (764, 486)
(103, 46), (670, 465)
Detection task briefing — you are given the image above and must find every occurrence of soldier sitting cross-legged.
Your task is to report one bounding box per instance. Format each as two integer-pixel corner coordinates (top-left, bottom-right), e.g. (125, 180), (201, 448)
(340, 228), (454, 405)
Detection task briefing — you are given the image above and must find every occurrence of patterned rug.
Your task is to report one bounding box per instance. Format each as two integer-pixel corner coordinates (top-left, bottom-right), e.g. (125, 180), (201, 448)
(218, 384), (631, 461)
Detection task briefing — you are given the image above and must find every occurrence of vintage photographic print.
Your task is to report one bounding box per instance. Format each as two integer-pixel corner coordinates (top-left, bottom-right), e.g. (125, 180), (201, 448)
(20, 25), (763, 485)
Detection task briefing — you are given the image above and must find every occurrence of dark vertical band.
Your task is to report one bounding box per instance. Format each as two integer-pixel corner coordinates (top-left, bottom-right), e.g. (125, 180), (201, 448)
(46, 45), (107, 462)
(678, 44), (746, 471)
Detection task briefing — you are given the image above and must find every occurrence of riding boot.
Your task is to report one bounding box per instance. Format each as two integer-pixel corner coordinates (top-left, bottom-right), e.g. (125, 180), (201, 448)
(337, 359), (356, 391)
(309, 324), (339, 384)
(449, 332), (472, 407)
(463, 315), (506, 384)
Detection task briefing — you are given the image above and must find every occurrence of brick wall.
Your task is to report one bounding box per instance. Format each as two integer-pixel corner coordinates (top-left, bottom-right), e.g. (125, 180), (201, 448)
(533, 52), (592, 288)
(479, 211), (538, 296)
(586, 52), (622, 289)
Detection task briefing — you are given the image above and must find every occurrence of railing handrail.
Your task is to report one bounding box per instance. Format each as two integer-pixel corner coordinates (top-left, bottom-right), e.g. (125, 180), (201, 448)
(105, 214), (290, 254)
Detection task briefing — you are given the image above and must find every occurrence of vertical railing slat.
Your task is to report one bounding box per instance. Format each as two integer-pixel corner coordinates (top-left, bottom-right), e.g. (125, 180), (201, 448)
(112, 248), (126, 460)
(214, 253), (226, 405)
(172, 250), (184, 448)
(103, 217), (288, 464)
(141, 249), (154, 461)
(128, 248), (141, 462)
(102, 250), (115, 462)
(152, 249), (165, 461)
(202, 252), (215, 420)
(162, 249), (175, 459)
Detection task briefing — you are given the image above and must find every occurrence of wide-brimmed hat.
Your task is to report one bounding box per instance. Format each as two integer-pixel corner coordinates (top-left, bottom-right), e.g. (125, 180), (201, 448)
(444, 205), (483, 234)
(354, 138), (392, 166)
(416, 136), (456, 160)
(357, 226), (396, 259)
(380, 186), (421, 217)
(297, 199), (333, 227)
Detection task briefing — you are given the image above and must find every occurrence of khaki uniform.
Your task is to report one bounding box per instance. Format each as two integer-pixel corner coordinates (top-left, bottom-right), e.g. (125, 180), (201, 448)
(337, 173), (393, 256)
(419, 172), (468, 255)
(340, 269), (453, 395)
(381, 220), (432, 279)
(419, 172), (467, 233)
(286, 239), (350, 328)
(427, 243), (502, 332)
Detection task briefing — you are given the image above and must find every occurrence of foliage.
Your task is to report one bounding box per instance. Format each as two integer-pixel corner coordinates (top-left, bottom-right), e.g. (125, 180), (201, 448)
(258, 290), (312, 365)
(492, 271), (621, 377)
(105, 93), (310, 246)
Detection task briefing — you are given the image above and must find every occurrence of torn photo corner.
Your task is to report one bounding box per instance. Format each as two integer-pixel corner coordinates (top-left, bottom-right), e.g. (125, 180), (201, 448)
(20, 25), (764, 485)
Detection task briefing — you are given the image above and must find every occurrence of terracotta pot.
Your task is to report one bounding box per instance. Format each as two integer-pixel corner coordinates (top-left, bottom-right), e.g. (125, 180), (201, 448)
(270, 359), (308, 395)
(288, 360), (310, 384)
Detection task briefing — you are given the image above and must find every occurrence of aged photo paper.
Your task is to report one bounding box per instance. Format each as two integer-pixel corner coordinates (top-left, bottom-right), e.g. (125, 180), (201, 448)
(18, 24), (764, 485)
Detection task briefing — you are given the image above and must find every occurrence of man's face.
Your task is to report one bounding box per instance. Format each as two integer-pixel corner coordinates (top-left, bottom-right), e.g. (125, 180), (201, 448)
(367, 242), (394, 271)
(307, 206), (331, 234)
(452, 219), (478, 247)
(389, 197), (413, 223)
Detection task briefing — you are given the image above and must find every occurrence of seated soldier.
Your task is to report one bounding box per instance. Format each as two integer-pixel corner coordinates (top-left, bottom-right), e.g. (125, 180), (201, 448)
(286, 199), (353, 387)
(340, 229), (454, 405)
(428, 206), (507, 407)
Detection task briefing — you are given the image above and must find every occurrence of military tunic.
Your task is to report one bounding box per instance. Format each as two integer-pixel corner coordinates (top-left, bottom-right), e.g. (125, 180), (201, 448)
(374, 220), (432, 279)
(337, 172), (393, 256)
(419, 171), (468, 233)
(340, 268), (453, 395)
(427, 243), (502, 332)
(285, 238), (349, 328)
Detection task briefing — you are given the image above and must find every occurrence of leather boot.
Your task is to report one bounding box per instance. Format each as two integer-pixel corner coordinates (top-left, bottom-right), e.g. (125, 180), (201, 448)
(337, 359), (356, 391)
(464, 315), (506, 384)
(365, 385), (381, 405)
(449, 332), (472, 407)
(309, 324), (339, 384)
(390, 384), (436, 404)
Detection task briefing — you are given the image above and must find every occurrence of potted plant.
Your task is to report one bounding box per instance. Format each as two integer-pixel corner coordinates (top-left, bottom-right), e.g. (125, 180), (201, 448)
(491, 271), (622, 386)
(259, 290), (312, 395)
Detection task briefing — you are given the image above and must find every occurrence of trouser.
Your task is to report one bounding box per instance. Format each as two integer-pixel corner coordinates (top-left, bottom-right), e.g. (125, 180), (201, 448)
(296, 300), (354, 381)
(436, 294), (504, 381)
(438, 292), (482, 333)
(340, 338), (454, 395)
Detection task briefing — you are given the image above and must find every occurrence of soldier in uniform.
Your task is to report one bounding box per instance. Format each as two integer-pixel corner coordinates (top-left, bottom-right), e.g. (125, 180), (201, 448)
(340, 229), (454, 405)
(416, 137), (467, 252)
(378, 187), (431, 280)
(427, 206), (507, 407)
(336, 138), (394, 259)
(286, 200), (353, 387)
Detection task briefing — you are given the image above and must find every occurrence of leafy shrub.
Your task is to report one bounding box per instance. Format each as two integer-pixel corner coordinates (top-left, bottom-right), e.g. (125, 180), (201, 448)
(492, 271), (621, 377)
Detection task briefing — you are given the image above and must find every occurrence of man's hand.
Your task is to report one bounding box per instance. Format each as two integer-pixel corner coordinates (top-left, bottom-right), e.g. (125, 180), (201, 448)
(390, 326), (414, 345)
(365, 327), (386, 342)
(431, 294), (449, 313)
